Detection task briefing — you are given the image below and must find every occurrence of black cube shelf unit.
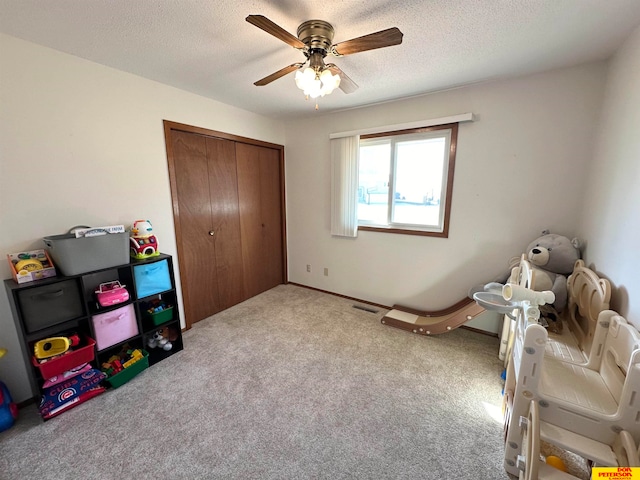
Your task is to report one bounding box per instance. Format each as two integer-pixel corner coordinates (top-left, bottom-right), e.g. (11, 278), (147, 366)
(4, 253), (183, 404)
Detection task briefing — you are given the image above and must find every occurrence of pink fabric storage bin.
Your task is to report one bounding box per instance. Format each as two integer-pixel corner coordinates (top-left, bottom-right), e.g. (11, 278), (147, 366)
(91, 304), (138, 351)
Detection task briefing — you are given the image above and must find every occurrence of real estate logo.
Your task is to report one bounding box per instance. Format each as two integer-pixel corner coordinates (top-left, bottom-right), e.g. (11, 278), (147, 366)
(592, 467), (640, 478)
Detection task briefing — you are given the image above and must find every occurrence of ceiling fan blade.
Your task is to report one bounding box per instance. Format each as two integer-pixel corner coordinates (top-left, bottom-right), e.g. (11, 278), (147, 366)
(326, 64), (358, 94)
(254, 63), (305, 86)
(246, 15), (305, 50)
(331, 27), (403, 56)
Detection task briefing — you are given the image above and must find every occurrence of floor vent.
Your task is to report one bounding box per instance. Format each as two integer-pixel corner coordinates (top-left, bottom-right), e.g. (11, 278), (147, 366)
(353, 304), (379, 314)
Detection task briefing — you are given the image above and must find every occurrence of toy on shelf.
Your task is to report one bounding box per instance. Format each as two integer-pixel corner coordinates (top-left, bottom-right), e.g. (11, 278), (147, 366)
(33, 334), (80, 360)
(0, 348), (18, 432)
(147, 331), (171, 351)
(32, 337), (97, 381)
(95, 281), (129, 308)
(143, 298), (174, 326)
(101, 350), (143, 376)
(101, 356), (123, 377)
(101, 347), (144, 377)
(100, 345), (149, 389)
(147, 327), (178, 351)
(122, 349), (143, 368)
(6, 249), (57, 284)
(129, 220), (159, 259)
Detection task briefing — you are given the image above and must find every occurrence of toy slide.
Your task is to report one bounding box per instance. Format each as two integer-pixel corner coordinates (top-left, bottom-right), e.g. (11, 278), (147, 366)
(381, 297), (485, 335)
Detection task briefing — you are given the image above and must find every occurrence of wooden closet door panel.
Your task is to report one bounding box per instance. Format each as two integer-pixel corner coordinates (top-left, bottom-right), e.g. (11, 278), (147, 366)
(258, 147), (284, 289)
(236, 143), (265, 299)
(236, 143), (284, 298)
(170, 131), (221, 321)
(205, 137), (245, 310)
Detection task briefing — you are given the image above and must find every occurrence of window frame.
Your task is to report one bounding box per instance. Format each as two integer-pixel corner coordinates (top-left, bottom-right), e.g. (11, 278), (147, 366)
(357, 123), (459, 238)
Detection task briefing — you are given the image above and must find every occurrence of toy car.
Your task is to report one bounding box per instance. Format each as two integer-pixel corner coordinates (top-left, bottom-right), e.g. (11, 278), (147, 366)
(95, 281), (129, 307)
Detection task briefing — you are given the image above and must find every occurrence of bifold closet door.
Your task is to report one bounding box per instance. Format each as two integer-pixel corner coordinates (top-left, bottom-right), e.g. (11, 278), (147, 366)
(205, 137), (245, 311)
(236, 143), (284, 299)
(170, 131), (244, 323)
(166, 121), (287, 328)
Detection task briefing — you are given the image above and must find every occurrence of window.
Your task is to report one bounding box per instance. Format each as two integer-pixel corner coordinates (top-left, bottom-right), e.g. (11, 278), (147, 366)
(357, 123), (458, 237)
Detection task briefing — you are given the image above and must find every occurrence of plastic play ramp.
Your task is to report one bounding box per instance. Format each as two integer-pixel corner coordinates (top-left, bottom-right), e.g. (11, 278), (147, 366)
(381, 297), (485, 335)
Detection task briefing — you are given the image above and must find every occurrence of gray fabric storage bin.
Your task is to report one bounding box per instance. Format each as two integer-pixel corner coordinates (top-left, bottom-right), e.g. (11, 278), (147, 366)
(43, 230), (129, 276)
(17, 279), (84, 333)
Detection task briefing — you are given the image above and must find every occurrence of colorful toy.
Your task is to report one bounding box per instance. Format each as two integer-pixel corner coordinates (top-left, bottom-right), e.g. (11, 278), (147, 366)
(7, 249), (56, 284)
(147, 303), (170, 315)
(0, 348), (18, 432)
(143, 298), (175, 325)
(95, 281), (129, 307)
(101, 354), (124, 377)
(545, 455), (567, 472)
(147, 327), (177, 351)
(101, 348), (144, 377)
(14, 258), (43, 272)
(122, 349), (143, 368)
(33, 334), (80, 360)
(147, 330), (171, 351)
(130, 219), (160, 259)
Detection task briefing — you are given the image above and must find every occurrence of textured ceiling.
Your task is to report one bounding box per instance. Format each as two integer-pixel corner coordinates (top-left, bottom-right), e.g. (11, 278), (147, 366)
(2, 0), (640, 119)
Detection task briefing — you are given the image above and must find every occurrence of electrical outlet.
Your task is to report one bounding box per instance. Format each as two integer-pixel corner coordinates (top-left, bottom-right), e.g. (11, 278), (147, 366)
(306, 264), (311, 273)
(324, 268), (329, 276)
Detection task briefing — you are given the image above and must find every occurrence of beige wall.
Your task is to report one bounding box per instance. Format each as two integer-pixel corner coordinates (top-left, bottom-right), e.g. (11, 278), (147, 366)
(284, 63), (607, 317)
(578, 24), (640, 328)
(0, 34), (285, 402)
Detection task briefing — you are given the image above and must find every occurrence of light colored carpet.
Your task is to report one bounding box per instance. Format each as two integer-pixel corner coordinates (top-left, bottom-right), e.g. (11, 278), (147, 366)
(0, 284), (510, 479)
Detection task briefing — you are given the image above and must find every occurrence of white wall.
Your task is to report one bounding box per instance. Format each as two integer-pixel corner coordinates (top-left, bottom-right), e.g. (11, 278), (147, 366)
(3, 29), (633, 404)
(578, 24), (640, 328)
(284, 63), (607, 317)
(0, 34), (285, 403)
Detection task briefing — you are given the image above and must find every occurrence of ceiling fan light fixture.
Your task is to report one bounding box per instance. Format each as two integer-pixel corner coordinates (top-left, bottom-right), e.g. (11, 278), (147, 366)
(294, 67), (315, 89)
(246, 14), (401, 103)
(295, 66), (341, 99)
(320, 68), (341, 94)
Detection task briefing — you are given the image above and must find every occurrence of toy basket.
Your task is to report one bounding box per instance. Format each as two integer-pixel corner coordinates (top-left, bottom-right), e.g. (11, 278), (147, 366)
(32, 337), (97, 379)
(105, 350), (149, 389)
(43, 227), (129, 276)
(145, 306), (175, 326)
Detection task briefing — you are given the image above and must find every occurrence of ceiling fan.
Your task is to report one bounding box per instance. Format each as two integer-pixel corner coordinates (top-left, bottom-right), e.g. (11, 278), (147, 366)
(246, 15), (403, 100)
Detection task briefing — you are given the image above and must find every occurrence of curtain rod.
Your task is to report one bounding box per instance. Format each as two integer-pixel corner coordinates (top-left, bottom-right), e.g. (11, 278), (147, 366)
(329, 113), (474, 139)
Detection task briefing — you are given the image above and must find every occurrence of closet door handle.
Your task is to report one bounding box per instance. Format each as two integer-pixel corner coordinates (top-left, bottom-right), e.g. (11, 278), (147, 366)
(208, 230), (215, 236)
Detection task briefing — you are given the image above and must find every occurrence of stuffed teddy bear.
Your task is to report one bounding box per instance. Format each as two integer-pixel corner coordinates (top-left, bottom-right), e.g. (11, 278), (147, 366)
(469, 231), (581, 332)
(525, 231), (581, 315)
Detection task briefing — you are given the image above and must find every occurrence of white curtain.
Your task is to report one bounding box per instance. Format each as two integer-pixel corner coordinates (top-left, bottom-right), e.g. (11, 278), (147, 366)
(330, 135), (359, 237)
